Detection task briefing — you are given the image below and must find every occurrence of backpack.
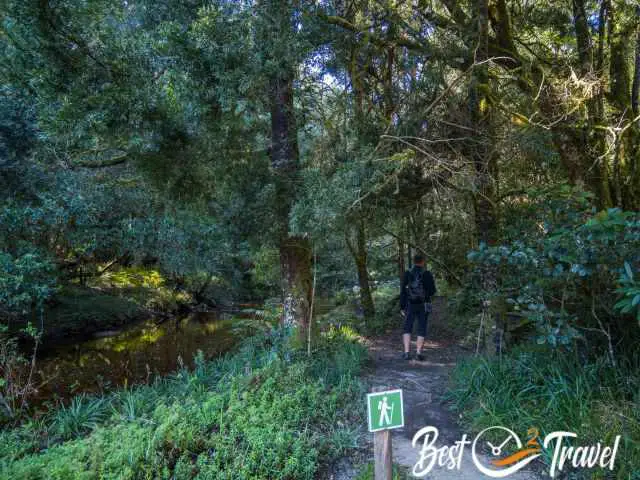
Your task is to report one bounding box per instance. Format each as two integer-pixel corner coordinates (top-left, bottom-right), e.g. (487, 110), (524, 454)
(407, 267), (426, 302)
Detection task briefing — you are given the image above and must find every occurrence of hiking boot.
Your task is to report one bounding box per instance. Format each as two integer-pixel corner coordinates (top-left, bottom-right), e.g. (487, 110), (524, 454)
(402, 352), (411, 360)
(416, 353), (425, 361)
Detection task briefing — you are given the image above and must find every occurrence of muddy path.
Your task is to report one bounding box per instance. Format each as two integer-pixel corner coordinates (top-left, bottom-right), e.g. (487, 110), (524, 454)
(355, 298), (543, 479)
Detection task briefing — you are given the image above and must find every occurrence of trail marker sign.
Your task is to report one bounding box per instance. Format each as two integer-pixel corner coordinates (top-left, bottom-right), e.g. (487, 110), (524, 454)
(367, 389), (404, 432)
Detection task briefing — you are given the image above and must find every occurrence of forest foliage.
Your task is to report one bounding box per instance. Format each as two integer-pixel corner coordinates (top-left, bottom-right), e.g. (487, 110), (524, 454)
(0, 0), (639, 477)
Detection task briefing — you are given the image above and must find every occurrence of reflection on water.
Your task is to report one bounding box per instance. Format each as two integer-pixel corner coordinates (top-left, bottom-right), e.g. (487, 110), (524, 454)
(34, 312), (254, 406)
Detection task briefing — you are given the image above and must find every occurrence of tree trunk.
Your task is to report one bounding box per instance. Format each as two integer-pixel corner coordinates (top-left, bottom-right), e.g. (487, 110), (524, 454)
(269, 72), (312, 344)
(397, 237), (405, 286)
(608, 1), (637, 208)
(487, 0), (613, 207)
(279, 236), (312, 344)
(608, 2), (631, 113)
(472, 0), (500, 313)
(571, 0), (612, 208)
(471, 0), (498, 246)
(573, 0), (593, 74)
(346, 220), (375, 321)
(355, 221), (375, 321)
(406, 217), (412, 266)
(631, 9), (640, 208)
(633, 8), (640, 117)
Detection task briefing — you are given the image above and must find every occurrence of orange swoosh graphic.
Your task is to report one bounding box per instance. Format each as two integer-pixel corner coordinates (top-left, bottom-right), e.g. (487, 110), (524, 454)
(491, 448), (541, 467)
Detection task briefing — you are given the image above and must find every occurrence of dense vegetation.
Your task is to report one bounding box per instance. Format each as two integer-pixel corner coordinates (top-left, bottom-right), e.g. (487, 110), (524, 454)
(1, 0), (639, 478)
(0, 328), (367, 478)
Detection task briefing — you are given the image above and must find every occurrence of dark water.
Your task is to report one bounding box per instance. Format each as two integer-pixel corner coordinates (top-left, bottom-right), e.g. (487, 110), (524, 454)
(32, 312), (256, 407)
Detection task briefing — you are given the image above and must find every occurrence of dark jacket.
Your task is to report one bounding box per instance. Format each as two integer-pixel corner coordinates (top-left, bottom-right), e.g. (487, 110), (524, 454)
(400, 266), (436, 310)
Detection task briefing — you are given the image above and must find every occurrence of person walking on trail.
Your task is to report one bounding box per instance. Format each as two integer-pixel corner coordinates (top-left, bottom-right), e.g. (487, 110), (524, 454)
(400, 253), (436, 361)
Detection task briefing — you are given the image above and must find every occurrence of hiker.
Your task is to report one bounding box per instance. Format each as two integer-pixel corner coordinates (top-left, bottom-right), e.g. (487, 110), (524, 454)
(400, 253), (436, 361)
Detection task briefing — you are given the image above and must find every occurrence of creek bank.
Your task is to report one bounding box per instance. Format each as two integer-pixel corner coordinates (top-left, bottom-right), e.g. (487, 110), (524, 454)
(30, 312), (257, 408)
(5, 283), (265, 412)
(0, 329), (366, 479)
(9, 285), (225, 348)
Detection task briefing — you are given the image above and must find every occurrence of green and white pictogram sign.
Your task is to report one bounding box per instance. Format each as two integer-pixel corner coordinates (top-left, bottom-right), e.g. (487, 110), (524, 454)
(367, 389), (404, 432)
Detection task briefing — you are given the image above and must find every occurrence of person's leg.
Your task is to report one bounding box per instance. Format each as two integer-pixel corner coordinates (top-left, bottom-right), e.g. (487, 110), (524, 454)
(403, 333), (411, 354)
(416, 307), (427, 356)
(402, 307), (414, 355)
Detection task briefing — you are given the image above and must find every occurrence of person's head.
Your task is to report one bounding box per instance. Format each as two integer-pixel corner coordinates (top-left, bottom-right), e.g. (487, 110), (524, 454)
(413, 253), (425, 266)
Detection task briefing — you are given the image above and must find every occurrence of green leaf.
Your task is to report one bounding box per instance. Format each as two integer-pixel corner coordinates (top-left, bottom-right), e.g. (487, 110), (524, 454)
(615, 299), (627, 309)
(624, 261), (634, 281)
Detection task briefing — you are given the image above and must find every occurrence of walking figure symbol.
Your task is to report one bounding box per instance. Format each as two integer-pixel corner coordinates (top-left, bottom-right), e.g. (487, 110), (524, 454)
(367, 389), (403, 432)
(378, 395), (394, 426)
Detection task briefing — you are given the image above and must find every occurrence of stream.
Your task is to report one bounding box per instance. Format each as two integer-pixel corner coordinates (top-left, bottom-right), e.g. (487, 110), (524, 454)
(31, 311), (258, 408)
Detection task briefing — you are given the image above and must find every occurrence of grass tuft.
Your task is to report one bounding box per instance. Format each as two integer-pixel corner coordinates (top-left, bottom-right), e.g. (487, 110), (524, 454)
(49, 394), (111, 440)
(449, 346), (640, 479)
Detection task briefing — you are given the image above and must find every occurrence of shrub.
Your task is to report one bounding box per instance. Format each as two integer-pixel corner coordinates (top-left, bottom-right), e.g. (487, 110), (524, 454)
(0, 324), (42, 423)
(0, 250), (56, 318)
(465, 206), (640, 357)
(0, 328), (367, 479)
(319, 283), (401, 336)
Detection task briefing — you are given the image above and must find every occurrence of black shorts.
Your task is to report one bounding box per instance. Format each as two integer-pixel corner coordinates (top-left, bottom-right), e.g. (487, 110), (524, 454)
(403, 302), (428, 337)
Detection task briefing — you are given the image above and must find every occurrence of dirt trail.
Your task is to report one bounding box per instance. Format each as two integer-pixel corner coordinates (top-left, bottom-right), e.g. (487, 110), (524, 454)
(360, 298), (542, 479)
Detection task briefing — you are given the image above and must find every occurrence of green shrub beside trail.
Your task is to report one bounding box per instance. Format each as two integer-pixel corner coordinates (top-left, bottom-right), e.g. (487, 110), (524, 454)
(450, 347), (640, 479)
(0, 327), (367, 479)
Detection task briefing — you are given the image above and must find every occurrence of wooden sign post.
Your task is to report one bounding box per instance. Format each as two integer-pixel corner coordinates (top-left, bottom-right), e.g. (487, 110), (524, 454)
(374, 421), (393, 480)
(367, 387), (404, 480)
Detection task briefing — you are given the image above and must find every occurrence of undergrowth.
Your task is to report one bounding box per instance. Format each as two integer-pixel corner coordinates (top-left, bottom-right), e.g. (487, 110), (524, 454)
(449, 346), (640, 479)
(319, 282), (401, 336)
(93, 266), (194, 312)
(0, 326), (367, 479)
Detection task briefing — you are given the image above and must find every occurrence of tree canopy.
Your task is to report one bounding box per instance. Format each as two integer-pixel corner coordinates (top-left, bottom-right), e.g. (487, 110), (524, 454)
(1, 0), (638, 373)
